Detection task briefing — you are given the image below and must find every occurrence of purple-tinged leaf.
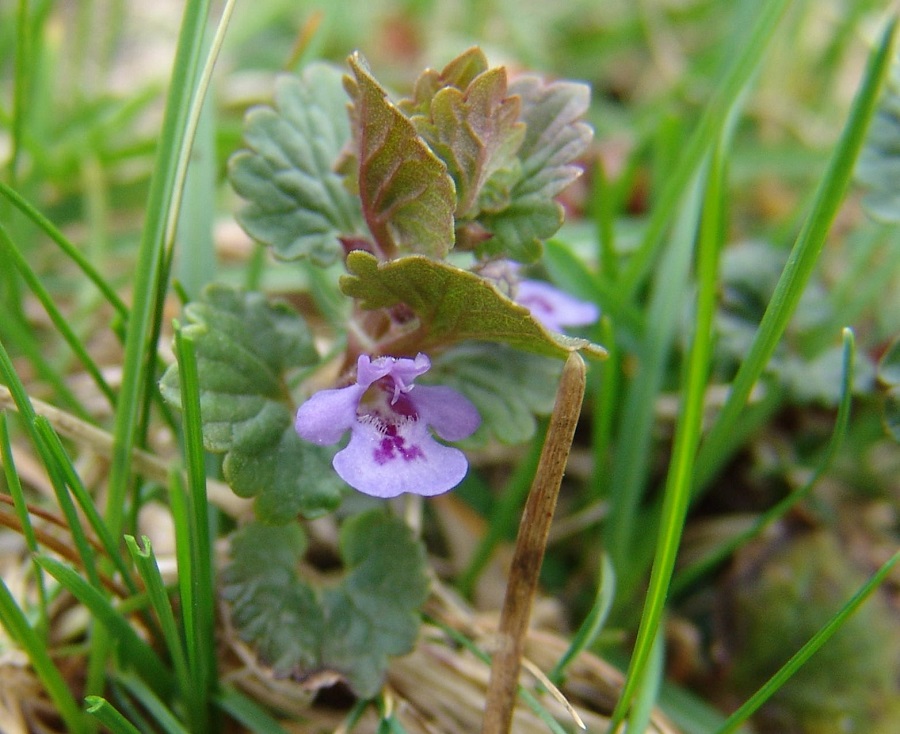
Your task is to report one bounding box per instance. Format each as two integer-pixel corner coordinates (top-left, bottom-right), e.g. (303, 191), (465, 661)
(414, 67), (525, 217)
(478, 76), (593, 262)
(400, 47), (491, 117)
(342, 53), (456, 259)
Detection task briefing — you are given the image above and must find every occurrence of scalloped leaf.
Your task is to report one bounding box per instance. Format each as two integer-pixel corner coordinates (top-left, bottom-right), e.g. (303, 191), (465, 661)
(404, 58), (524, 217)
(221, 523), (323, 672)
(478, 76), (592, 261)
(339, 251), (606, 359)
(320, 511), (430, 697)
(228, 64), (365, 265)
(342, 53), (456, 258)
(222, 512), (429, 698)
(399, 47), (491, 118)
(427, 342), (561, 444)
(159, 284), (342, 523)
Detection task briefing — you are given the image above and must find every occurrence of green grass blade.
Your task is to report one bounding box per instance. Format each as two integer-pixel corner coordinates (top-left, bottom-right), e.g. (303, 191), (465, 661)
(619, 0), (790, 296)
(590, 316), (620, 500)
(125, 535), (192, 698)
(85, 696), (143, 734)
(626, 626), (665, 734)
(609, 135), (725, 729)
(169, 0), (238, 294)
(0, 180), (129, 318)
(673, 328), (857, 594)
(33, 417), (139, 595)
(695, 17), (897, 495)
(8, 0), (30, 182)
(714, 547), (900, 734)
(0, 576), (89, 734)
(0, 412), (49, 631)
(606, 170), (703, 582)
(35, 555), (174, 697)
(106, 0), (211, 539)
(0, 223), (116, 406)
(214, 688), (292, 734)
(550, 551), (615, 683)
(0, 319), (84, 420)
(115, 672), (190, 734)
(172, 327), (216, 731)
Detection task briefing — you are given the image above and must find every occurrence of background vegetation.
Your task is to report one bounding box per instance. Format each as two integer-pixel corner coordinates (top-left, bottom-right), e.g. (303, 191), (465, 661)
(1, 1), (898, 732)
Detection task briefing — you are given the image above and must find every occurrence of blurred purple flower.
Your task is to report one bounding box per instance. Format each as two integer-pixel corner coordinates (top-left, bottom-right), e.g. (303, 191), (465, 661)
(515, 279), (599, 332)
(295, 353), (480, 498)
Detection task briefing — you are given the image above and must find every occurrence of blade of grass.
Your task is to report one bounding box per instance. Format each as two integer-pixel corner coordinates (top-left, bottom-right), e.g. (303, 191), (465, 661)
(673, 328), (856, 595)
(0, 317), (85, 418)
(625, 626), (665, 734)
(33, 417), (140, 595)
(125, 535), (191, 697)
(589, 316), (619, 502)
(694, 16), (897, 495)
(106, 0), (211, 539)
(608, 132), (725, 730)
(0, 180), (129, 318)
(0, 412), (49, 633)
(606, 167), (702, 584)
(0, 222), (115, 407)
(115, 672), (190, 734)
(35, 555), (174, 698)
(619, 0), (790, 296)
(8, 0), (30, 182)
(85, 696), (142, 734)
(714, 547), (900, 734)
(172, 326), (216, 733)
(0, 577), (89, 734)
(550, 552), (615, 683)
(168, 0), (238, 289)
(214, 687), (292, 734)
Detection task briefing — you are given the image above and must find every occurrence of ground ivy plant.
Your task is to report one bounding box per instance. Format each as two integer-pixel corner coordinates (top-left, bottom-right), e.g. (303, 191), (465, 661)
(161, 47), (602, 698)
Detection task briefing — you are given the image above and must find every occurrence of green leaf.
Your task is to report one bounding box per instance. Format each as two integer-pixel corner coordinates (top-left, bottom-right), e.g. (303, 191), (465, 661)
(160, 284), (342, 522)
(478, 75), (592, 261)
(428, 342), (561, 444)
(405, 58), (524, 217)
(221, 523), (323, 672)
(342, 53), (456, 258)
(229, 63), (364, 265)
(222, 512), (429, 698)
(340, 251), (606, 359)
(320, 511), (430, 697)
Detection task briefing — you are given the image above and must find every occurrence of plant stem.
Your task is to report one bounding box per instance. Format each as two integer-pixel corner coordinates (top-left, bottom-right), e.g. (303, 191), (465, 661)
(482, 352), (586, 734)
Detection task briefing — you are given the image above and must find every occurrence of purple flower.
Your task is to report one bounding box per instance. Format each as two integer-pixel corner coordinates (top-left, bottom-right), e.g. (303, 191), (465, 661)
(295, 353), (480, 498)
(515, 279), (599, 332)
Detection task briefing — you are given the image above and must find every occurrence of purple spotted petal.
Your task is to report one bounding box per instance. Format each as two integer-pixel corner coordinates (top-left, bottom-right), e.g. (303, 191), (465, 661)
(294, 383), (364, 445)
(294, 352), (480, 498)
(408, 385), (480, 442)
(333, 416), (469, 498)
(515, 279), (599, 332)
